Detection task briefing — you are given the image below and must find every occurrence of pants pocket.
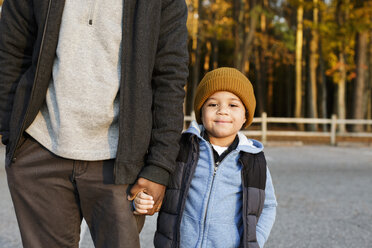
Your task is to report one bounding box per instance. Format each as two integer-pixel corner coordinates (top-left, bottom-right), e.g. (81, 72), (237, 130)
(12, 133), (32, 160)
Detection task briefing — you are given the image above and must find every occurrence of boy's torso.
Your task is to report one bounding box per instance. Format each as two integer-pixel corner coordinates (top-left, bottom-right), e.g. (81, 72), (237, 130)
(180, 136), (244, 248)
(154, 123), (266, 248)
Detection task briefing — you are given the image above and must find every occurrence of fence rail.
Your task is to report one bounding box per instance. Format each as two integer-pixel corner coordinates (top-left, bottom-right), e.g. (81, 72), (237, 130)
(184, 113), (372, 145)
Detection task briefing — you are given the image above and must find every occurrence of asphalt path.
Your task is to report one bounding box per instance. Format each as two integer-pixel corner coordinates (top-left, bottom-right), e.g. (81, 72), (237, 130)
(1, 144), (372, 248)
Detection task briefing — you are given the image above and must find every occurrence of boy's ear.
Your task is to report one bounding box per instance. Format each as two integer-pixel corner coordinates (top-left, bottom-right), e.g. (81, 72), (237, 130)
(241, 111), (248, 129)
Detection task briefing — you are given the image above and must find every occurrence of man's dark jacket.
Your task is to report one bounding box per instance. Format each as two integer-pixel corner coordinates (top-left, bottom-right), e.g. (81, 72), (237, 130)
(154, 133), (267, 248)
(0, 0), (189, 185)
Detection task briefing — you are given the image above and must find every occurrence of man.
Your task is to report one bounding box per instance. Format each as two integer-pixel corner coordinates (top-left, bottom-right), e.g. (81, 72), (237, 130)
(0, 0), (188, 247)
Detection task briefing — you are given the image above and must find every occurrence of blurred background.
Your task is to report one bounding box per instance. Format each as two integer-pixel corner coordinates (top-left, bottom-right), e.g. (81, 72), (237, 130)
(181, 0), (372, 145)
(183, 0), (372, 130)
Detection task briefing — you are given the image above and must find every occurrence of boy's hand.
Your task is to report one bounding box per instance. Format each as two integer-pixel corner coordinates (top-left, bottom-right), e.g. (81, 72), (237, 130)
(128, 177), (166, 215)
(133, 192), (155, 215)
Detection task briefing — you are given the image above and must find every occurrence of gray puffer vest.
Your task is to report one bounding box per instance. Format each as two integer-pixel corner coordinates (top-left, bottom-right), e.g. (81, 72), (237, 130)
(154, 133), (267, 248)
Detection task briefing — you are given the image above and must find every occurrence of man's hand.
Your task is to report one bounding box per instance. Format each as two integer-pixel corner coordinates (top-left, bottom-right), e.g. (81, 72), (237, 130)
(128, 177), (166, 215)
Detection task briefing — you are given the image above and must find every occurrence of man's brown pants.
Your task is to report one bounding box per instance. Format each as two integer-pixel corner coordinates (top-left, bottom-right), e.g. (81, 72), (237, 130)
(5, 134), (145, 248)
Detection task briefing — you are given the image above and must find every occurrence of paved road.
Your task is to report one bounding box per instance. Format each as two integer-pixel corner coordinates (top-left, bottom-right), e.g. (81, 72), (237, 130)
(1, 144), (372, 248)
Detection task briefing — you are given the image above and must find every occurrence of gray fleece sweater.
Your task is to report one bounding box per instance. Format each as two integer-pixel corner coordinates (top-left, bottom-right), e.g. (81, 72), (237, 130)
(26, 0), (123, 160)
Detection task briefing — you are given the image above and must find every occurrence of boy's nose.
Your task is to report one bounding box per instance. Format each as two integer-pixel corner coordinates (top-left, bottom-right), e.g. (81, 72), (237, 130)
(217, 105), (229, 114)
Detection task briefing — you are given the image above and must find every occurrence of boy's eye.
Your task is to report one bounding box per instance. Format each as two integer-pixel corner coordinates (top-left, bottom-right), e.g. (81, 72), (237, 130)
(229, 104), (238, 107)
(208, 103), (218, 107)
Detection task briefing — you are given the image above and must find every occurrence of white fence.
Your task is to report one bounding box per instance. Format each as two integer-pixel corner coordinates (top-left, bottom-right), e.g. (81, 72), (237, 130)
(184, 113), (372, 145)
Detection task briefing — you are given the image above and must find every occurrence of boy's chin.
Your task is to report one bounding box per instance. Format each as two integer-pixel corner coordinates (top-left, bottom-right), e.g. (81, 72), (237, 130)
(208, 131), (238, 139)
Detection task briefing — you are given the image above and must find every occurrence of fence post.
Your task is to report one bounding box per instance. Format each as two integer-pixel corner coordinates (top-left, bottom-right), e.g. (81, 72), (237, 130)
(330, 114), (337, 146)
(262, 112), (267, 145)
(191, 111), (196, 121)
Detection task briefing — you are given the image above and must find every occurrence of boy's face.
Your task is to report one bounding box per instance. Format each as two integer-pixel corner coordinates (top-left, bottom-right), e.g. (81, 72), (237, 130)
(201, 91), (246, 146)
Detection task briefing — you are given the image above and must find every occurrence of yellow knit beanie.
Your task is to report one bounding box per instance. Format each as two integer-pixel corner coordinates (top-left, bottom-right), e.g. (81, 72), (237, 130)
(194, 67), (256, 128)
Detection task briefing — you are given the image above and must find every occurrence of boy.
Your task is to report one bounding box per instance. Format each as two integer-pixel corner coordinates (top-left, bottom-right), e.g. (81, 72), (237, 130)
(133, 67), (277, 248)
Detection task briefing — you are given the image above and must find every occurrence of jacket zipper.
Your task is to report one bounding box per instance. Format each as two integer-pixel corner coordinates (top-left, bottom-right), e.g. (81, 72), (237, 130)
(200, 145), (234, 247)
(10, 0), (52, 162)
(113, 0), (128, 182)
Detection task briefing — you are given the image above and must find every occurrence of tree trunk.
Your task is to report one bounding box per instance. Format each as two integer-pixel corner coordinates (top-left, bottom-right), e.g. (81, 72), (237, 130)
(295, 0), (304, 129)
(191, 0), (202, 105)
(211, 37), (218, 70)
(319, 39), (328, 131)
(352, 0), (367, 132)
(240, 0), (257, 73)
(352, 31), (368, 132)
(367, 31), (372, 132)
(308, 0), (319, 131)
(338, 52), (347, 133)
(233, 0), (244, 69)
(287, 66), (294, 117)
(261, 0), (271, 115)
(204, 40), (212, 72)
(267, 57), (274, 116)
(186, 0), (202, 117)
(254, 49), (264, 115)
(317, 0), (327, 131)
(336, 0), (348, 133)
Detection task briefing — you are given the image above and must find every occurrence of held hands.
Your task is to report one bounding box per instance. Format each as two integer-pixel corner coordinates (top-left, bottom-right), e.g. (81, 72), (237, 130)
(132, 191), (154, 215)
(128, 177), (166, 215)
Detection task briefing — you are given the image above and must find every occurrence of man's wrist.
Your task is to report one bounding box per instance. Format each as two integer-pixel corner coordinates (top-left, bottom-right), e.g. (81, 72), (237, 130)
(139, 165), (170, 186)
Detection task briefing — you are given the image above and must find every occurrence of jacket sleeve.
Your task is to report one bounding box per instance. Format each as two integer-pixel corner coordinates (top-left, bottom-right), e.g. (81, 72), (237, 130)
(0, 0), (37, 145)
(256, 167), (277, 248)
(139, 0), (189, 186)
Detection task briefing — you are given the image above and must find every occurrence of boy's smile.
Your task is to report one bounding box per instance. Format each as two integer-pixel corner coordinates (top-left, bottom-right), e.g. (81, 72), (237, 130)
(201, 91), (246, 147)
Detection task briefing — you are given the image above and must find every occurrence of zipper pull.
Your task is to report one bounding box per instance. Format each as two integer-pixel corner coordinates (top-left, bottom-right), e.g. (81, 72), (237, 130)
(213, 164), (218, 176)
(88, 0), (97, 26)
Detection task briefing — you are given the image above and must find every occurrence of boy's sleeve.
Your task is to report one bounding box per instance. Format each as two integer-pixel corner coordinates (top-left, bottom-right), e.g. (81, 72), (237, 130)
(256, 166), (277, 248)
(139, 0), (189, 186)
(0, 0), (37, 145)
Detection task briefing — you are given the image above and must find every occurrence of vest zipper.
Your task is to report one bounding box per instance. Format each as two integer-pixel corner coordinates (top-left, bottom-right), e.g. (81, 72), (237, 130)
(10, 0), (52, 163)
(239, 158), (247, 247)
